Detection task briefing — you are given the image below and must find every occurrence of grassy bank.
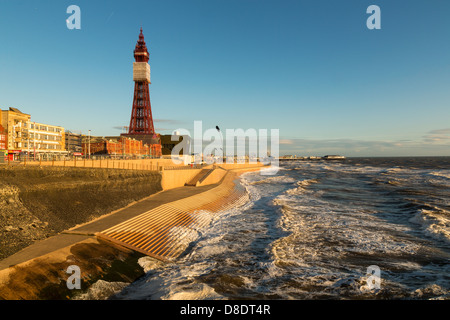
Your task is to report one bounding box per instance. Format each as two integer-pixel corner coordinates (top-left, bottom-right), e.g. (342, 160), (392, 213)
(0, 166), (162, 260)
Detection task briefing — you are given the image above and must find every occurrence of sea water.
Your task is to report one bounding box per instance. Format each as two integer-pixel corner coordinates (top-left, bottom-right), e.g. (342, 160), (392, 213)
(83, 157), (450, 300)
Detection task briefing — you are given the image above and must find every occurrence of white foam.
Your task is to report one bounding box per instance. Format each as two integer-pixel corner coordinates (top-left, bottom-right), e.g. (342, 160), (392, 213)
(191, 209), (214, 228)
(429, 171), (450, 179)
(73, 280), (129, 300)
(191, 235), (229, 258)
(165, 226), (201, 257)
(410, 209), (450, 243)
(138, 256), (166, 273)
(412, 284), (450, 299)
(285, 178), (319, 195)
(249, 175), (296, 185)
(163, 283), (225, 300)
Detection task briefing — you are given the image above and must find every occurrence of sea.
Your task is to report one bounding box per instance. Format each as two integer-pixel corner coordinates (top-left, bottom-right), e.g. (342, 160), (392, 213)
(78, 157), (450, 300)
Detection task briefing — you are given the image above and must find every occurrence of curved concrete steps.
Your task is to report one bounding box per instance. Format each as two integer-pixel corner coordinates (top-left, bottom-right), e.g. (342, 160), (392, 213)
(97, 173), (248, 261)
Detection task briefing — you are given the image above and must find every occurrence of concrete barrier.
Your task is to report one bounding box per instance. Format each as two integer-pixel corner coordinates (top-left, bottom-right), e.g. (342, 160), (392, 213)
(15, 158), (186, 171)
(160, 162), (264, 190)
(161, 168), (203, 190)
(196, 167), (228, 187)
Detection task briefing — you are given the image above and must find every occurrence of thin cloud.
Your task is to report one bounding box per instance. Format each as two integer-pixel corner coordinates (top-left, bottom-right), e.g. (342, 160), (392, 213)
(154, 119), (186, 124)
(280, 139), (294, 145)
(423, 128), (450, 143)
(279, 136), (450, 156)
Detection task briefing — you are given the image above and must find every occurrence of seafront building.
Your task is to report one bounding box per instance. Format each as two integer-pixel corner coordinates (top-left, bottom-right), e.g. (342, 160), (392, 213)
(81, 135), (155, 158)
(27, 121), (66, 159)
(65, 131), (83, 155)
(0, 107), (30, 157)
(0, 124), (7, 150)
(0, 107), (67, 160)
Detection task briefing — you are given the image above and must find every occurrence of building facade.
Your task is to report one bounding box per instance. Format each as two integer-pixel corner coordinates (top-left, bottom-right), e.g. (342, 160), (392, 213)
(0, 124), (7, 151)
(65, 131), (83, 154)
(1, 107), (31, 155)
(81, 135), (156, 158)
(0, 107), (66, 160)
(26, 122), (66, 159)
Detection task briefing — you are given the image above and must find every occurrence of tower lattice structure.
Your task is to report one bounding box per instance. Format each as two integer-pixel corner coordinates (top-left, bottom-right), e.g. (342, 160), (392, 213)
(123, 28), (161, 156)
(129, 28), (155, 135)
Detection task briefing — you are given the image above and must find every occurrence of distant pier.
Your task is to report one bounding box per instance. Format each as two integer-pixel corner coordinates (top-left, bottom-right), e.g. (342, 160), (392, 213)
(278, 155), (346, 161)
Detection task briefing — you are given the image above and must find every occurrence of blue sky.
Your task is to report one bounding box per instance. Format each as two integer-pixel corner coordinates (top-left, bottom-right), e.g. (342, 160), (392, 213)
(0, 0), (449, 156)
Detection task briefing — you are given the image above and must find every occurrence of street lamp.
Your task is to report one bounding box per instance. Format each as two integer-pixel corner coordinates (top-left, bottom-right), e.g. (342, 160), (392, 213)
(88, 130), (91, 160)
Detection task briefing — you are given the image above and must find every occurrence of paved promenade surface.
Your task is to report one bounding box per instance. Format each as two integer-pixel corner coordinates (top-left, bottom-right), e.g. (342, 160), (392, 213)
(0, 183), (218, 270)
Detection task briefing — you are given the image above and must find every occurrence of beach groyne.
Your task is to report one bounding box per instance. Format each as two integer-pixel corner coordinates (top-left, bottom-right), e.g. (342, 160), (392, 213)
(0, 163), (264, 299)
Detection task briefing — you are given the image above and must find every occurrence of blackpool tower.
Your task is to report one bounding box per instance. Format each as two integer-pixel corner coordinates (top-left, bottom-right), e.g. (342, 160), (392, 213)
(122, 28), (161, 156)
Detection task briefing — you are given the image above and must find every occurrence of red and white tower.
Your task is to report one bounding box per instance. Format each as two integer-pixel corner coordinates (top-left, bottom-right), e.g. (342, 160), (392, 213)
(122, 28), (161, 156)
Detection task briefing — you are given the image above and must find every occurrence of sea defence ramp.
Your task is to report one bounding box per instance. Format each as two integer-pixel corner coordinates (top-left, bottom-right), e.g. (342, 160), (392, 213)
(97, 167), (247, 261)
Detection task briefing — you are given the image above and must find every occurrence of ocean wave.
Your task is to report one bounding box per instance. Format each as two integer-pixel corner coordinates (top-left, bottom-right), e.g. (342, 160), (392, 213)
(138, 256), (166, 273)
(249, 175), (296, 185)
(380, 167), (405, 175)
(409, 208), (450, 243)
(73, 280), (130, 300)
(191, 210), (214, 229)
(163, 282), (225, 300)
(429, 171), (450, 180)
(272, 194), (424, 271)
(285, 179), (319, 195)
(412, 284), (450, 300)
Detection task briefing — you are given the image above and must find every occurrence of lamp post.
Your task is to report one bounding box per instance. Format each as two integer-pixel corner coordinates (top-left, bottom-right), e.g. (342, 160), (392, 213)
(88, 130), (91, 160)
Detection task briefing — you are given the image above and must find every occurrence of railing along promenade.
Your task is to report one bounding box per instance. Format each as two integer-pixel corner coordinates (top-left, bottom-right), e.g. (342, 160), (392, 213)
(1, 157), (266, 171)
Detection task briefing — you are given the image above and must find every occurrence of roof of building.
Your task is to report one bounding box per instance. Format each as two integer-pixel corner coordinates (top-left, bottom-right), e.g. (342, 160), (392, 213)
(8, 107), (29, 115)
